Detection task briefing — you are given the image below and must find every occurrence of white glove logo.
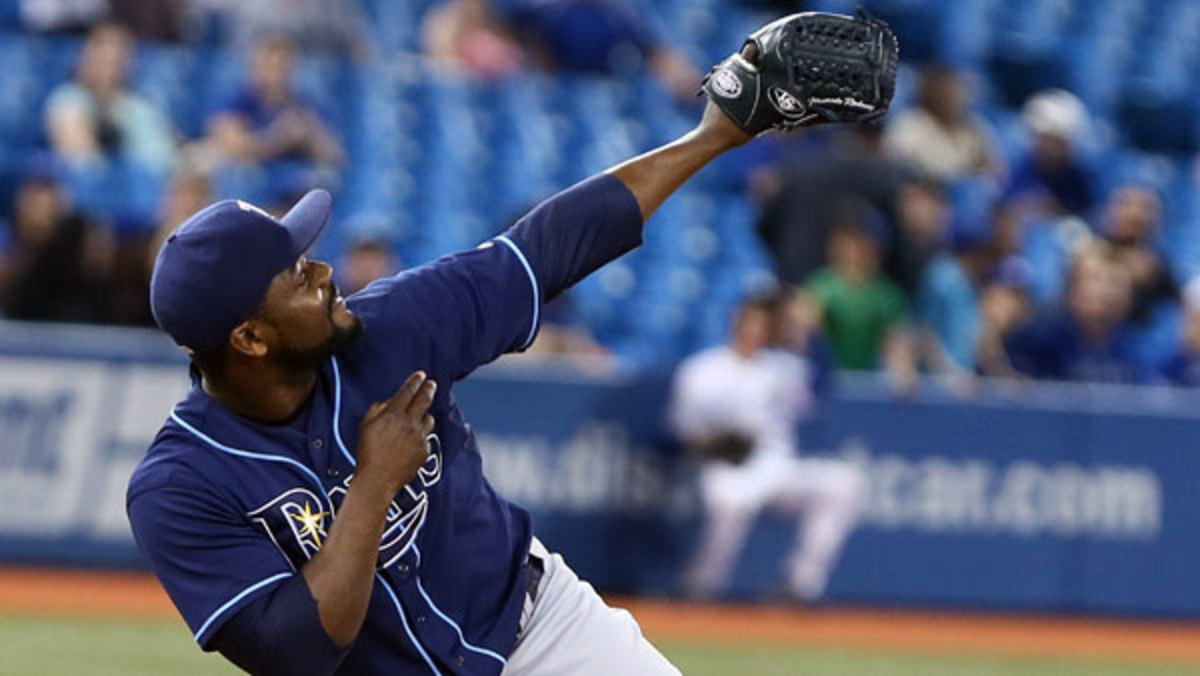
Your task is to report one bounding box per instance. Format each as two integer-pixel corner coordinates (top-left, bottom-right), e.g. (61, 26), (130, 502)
(710, 67), (743, 98)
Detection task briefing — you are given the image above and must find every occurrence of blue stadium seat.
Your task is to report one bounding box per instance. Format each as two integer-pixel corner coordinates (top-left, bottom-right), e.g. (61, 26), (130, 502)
(0, 0), (19, 29)
(133, 43), (199, 137)
(1020, 217), (1081, 307)
(5, 1), (1199, 368)
(0, 33), (41, 149)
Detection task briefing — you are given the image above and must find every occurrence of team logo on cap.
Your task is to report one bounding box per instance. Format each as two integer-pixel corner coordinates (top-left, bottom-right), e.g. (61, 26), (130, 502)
(710, 67), (743, 98)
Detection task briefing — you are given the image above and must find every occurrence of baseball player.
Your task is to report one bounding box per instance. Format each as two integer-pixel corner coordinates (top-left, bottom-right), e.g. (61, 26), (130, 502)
(126, 12), (896, 675)
(669, 293), (864, 601)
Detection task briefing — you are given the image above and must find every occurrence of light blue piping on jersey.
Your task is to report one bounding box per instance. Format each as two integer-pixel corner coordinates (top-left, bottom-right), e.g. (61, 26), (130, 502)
(377, 572), (441, 675)
(412, 544), (508, 667)
(193, 572), (292, 643)
(168, 410), (331, 512)
(495, 235), (540, 350)
(328, 359), (505, 667)
(169, 410), (332, 645)
(171, 408), (441, 667)
(328, 356), (357, 467)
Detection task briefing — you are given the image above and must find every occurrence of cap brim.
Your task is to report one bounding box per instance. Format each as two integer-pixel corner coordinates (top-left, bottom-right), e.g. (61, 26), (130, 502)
(280, 189), (333, 257)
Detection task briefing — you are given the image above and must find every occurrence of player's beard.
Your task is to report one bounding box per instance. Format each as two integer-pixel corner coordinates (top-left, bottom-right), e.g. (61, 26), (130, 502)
(275, 284), (363, 371)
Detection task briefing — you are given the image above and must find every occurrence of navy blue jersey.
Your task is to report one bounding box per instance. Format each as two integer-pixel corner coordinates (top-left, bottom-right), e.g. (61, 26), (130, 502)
(127, 174), (643, 675)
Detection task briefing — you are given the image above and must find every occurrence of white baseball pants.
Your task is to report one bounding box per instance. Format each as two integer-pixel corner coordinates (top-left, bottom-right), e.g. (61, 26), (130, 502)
(501, 538), (680, 676)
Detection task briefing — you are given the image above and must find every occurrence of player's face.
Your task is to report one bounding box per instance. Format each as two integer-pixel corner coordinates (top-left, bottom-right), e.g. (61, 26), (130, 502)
(256, 256), (362, 366)
(733, 306), (771, 355)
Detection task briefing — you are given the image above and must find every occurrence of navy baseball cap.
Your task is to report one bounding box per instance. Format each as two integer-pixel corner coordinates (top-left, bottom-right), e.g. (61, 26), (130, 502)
(150, 190), (332, 353)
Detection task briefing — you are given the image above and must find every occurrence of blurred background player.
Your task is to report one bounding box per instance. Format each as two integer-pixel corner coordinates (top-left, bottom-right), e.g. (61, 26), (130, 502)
(669, 293), (864, 602)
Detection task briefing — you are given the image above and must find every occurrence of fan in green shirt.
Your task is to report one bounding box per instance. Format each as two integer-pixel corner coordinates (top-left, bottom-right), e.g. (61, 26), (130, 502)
(806, 208), (909, 371)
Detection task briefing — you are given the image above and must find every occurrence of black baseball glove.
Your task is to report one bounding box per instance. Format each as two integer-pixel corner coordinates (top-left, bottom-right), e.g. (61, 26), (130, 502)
(701, 10), (899, 135)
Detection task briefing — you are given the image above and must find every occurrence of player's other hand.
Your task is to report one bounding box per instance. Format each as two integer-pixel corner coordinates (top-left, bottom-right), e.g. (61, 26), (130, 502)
(356, 371), (437, 495)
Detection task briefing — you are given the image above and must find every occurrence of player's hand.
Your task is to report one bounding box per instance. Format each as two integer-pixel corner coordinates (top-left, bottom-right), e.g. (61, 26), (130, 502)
(356, 371), (437, 496)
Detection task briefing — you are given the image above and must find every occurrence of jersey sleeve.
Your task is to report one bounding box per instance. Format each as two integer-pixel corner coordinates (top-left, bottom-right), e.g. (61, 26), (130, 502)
(350, 235), (544, 382)
(504, 172), (644, 303)
(210, 574), (348, 676)
(127, 472), (297, 649)
(350, 172), (643, 381)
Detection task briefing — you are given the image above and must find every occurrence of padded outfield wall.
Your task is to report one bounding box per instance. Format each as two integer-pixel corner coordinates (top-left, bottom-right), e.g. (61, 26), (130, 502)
(0, 321), (1195, 616)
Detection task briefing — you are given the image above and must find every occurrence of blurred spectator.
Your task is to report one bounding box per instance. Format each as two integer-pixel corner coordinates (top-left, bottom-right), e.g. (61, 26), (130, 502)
(191, 0), (371, 59)
(20, 0), (105, 33)
(884, 66), (1000, 182)
(1100, 185), (1176, 324)
(204, 34), (345, 167)
(774, 287), (835, 396)
(44, 23), (178, 172)
(337, 236), (399, 296)
(98, 171), (214, 328)
(805, 201), (913, 380)
(1004, 89), (1097, 219)
(65, 168), (209, 327)
(975, 258), (1034, 378)
(756, 126), (909, 285)
(108, 0), (185, 42)
(499, 0), (700, 99)
(520, 294), (617, 374)
(148, 170), (211, 266)
(668, 293), (863, 601)
(916, 226), (994, 375)
(990, 200), (1025, 262)
(1157, 277), (1200, 387)
(0, 170), (116, 322)
(157, 170), (213, 235)
(1005, 242), (1141, 383)
(423, 0), (523, 79)
(885, 177), (951, 297)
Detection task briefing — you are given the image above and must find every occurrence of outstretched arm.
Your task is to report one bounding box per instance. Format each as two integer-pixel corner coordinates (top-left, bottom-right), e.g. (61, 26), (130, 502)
(608, 101), (751, 222)
(499, 102), (751, 309)
(380, 11), (896, 377)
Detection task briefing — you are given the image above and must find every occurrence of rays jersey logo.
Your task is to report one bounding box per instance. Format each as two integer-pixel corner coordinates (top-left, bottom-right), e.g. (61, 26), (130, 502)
(248, 488), (330, 565)
(249, 435), (444, 571)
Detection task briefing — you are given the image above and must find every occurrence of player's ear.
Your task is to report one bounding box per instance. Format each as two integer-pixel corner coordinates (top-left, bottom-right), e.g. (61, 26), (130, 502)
(228, 320), (270, 358)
